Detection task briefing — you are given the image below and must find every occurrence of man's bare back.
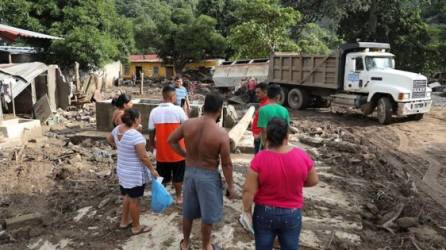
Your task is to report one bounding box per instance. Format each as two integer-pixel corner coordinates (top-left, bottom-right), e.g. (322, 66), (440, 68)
(182, 117), (230, 170)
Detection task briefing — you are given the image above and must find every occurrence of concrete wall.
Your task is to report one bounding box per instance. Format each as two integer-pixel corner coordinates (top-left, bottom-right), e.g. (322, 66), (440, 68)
(96, 99), (203, 132)
(123, 62), (174, 80)
(96, 99), (162, 132)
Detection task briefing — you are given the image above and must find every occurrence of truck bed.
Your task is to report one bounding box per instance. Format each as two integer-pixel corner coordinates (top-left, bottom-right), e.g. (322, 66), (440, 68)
(268, 52), (340, 89)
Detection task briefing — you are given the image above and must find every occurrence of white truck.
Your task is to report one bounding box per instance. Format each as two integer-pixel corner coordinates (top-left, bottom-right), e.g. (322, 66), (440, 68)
(268, 42), (432, 124)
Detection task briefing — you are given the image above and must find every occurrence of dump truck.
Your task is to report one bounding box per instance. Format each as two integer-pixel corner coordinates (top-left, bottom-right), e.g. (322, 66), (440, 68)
(212, 58), (269, 90)
(268, 42), (432, 124)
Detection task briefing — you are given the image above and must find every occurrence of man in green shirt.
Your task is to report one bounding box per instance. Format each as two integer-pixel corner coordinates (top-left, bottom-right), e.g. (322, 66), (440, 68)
(257, 84), (290, 148)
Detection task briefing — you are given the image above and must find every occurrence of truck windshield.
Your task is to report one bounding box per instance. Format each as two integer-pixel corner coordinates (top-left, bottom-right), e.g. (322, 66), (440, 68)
(365, 57), (395, 70)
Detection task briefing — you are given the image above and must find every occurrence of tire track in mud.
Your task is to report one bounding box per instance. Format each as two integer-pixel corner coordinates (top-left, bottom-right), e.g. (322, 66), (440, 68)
(390, 126), (446, 209)
(353, 124), (446, 210)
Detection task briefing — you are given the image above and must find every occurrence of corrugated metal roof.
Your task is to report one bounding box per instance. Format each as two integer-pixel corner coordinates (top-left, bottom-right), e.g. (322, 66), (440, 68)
(0, 62), (48, 99)
(0, 46), (41, 54)
(0, 24), (63, 42)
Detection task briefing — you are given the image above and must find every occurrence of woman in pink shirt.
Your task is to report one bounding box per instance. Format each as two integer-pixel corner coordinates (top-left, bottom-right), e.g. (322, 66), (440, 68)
(242, 118), (319, 250)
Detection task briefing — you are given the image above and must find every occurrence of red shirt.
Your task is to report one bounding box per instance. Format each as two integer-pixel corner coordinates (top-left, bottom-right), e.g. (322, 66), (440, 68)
(252, 98), (269, 137)
(250, 148), (314, 209)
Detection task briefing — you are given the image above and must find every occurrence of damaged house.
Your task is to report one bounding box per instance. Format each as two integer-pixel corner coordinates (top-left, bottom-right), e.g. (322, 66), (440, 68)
(0, 24), (70, 143)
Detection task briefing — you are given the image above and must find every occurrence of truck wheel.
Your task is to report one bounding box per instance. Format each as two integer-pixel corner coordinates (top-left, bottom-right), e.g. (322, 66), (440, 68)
(278, 87), (289, 106)
(408, 113), (424, 121)
(376, 96), (393, 124)
(288, 88), (308, 110)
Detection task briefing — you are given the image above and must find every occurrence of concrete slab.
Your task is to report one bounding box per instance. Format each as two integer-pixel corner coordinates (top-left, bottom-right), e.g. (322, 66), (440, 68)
(0, 118), (42, 141)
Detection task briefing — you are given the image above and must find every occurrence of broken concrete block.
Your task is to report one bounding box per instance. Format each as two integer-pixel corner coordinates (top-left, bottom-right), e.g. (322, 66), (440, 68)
(98, 197), (111, 209)
(0, 230), (9, 242)
(223, 105), (238, 128)
(326, 140), (357, 153)
(5, 213), (43, 230)
(396, 217), (418, 229)
(74, 206), (92, 222)
(299, 136), (324, 147)
(409, 226), (445, 242)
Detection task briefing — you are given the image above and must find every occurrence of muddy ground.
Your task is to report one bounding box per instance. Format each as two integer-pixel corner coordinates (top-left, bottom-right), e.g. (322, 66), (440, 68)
(0, 86), (445, 250)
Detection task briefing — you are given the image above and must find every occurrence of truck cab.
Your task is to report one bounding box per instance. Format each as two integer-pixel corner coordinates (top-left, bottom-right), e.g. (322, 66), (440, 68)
(342, 45), (432, 123)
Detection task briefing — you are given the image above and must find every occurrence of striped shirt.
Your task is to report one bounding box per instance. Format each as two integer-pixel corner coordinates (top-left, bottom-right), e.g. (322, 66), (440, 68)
(175, 86), (188, 106)
(112, 126), (149, 188)
(148, 102), (187, 162)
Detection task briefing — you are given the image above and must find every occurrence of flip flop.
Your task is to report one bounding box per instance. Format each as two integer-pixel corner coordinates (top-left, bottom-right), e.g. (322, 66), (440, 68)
(179, 239), (191, 250)
(131, 225), (151, 235)
(212, 243), (223, 250)
(119, 222), (132, 229)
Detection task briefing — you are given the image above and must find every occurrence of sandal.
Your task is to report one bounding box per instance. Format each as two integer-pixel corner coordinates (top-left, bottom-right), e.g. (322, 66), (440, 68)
(131, 225), (151, 235)
(212, 243), (223, 250)
(179, 239), (191, 250)
(119, 222), (132, 229)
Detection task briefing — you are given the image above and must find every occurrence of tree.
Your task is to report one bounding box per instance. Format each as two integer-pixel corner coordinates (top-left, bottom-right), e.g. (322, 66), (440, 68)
(338, 0), (431, 73)
(154, 6), (226, 72)
(297, 23), (342, 55)
(197, 0), (238, 36)
(0, 0), (43, 32)
(227, 0), (300, 59)
(116, 0), (171, 53)
(1, 0), (134, 69)
(281, 0), (366, 37)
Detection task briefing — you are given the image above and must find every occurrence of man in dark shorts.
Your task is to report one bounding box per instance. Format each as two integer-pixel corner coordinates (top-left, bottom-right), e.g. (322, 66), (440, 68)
(168, 93), (235, 250)
(148, 85), (188, 204)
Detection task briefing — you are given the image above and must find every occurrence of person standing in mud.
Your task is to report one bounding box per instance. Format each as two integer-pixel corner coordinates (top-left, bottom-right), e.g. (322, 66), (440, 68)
(251, 82), (269, 154)
(257, 84), (290, 148)
(111, 93), (133, 127)
(242, 118), (318, 250)
(168, 93), (235, 250)
(148, 85), (188, 204)
(174, 76), (191, 114)
(107, 108), (159, 235)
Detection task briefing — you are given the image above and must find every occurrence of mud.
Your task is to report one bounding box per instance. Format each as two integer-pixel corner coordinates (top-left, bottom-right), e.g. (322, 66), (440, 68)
(1, 84), (446, 249)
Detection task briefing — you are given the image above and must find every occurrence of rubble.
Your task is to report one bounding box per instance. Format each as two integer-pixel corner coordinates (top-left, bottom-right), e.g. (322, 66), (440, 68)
(0, 83), (445, 250)
(4, 213), (43, 230)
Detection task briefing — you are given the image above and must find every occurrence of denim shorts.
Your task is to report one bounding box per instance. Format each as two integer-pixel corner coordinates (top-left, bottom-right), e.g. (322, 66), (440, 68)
(182, 167), (223, 224)
(253, 205), (302, 250)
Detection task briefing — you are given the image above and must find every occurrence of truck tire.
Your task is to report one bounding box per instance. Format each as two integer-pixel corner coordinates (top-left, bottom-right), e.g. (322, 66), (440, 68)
(288, 88), (309, 110)
(278, 87), (288, 106)
(376, 96), (393, 124)
(408, 113), (424, 121)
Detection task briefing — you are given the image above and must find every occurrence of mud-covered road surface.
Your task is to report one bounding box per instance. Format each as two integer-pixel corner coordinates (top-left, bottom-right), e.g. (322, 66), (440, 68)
(1, 87), (445, 249)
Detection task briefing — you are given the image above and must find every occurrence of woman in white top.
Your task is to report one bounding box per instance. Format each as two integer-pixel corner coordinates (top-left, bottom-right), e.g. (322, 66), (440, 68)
(107, 108), (159, 235)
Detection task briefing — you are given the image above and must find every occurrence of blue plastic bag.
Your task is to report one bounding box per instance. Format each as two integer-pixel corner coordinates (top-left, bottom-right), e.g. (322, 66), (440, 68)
(151, 178), (173, 213)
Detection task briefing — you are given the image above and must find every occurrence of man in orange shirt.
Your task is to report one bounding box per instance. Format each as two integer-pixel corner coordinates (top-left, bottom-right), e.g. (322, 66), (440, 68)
(251, 82), (269, 154)
(148, 85), (188, 204)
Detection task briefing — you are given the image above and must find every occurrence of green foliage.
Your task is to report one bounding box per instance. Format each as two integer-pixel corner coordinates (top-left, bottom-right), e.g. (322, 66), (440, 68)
(0, 0), (42, 31)
(228, 0), (300, 59)
(297, 23), (342, 55)
(155, 5), (226, 71)
(338, 0), (432, 73)
(1, 0), (134, 69)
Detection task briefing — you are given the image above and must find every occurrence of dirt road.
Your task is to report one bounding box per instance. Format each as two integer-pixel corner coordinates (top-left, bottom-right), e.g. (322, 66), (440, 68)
(1, 88), (445, 249)
(294, 104), (446, 210)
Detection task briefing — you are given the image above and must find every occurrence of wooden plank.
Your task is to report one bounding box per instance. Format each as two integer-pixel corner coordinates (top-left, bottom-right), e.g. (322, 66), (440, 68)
(228, 106), (255, 152)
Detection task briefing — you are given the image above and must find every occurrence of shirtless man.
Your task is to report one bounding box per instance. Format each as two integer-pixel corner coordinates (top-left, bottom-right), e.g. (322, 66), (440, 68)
(168, 93), (235, 250)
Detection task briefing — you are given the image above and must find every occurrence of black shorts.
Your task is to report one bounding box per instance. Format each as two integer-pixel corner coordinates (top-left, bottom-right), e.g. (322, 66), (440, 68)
(120, 184), (145, 198)
(157, 160), (185, 184)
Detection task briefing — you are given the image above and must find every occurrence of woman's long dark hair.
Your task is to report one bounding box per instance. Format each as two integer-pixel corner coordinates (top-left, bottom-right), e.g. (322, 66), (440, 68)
(121, 108), (140, 127)
(111, 93), (131, 109)
(266, 118), (288, 148)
